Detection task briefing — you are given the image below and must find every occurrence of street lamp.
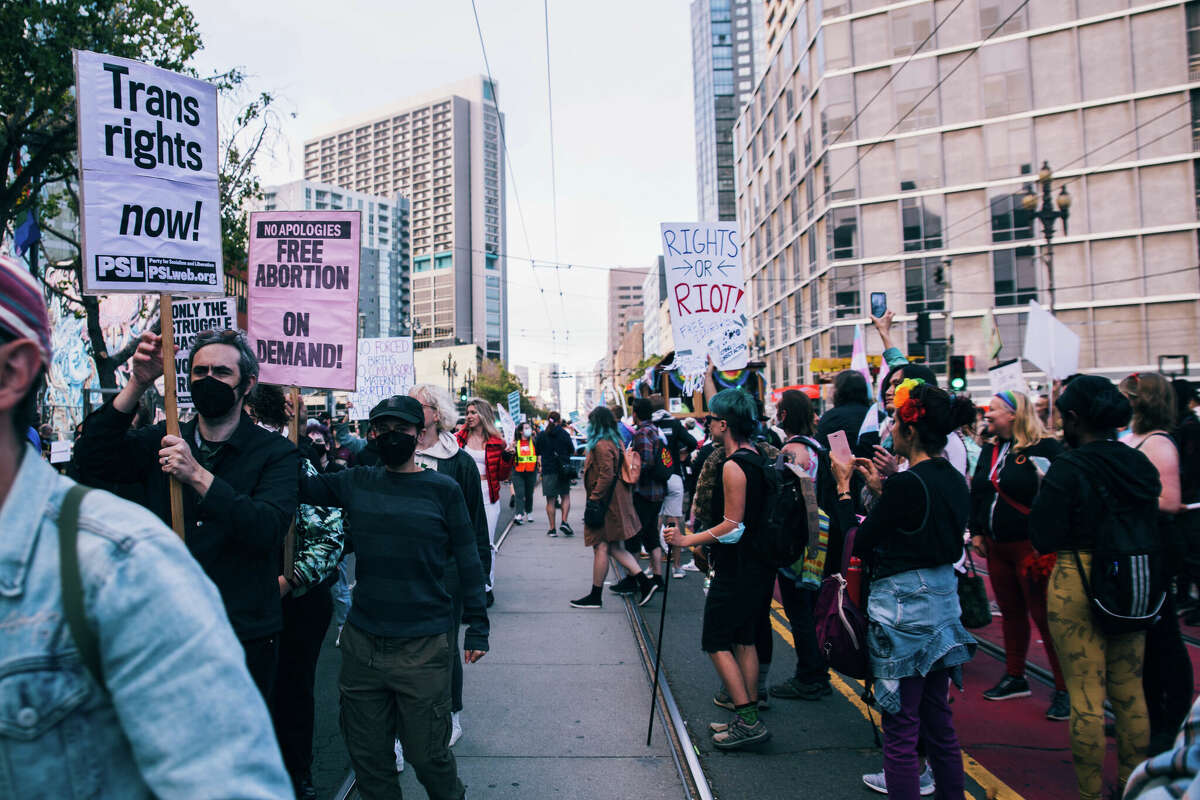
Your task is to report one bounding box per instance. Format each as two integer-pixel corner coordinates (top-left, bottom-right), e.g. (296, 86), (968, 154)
(463, 368), (475, 398)
(1021, 161), (1072, 316)
(442, 355), (457, 394)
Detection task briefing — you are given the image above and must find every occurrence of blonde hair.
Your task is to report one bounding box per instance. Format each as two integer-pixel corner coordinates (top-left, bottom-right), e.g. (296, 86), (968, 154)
(1006, 391), (1046, 452)
(409, 384), (458, 432)
(466, 397), (502, 440)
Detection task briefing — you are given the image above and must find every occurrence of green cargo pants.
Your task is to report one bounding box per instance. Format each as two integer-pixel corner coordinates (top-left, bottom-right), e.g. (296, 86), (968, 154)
(339, 624), (464, 800)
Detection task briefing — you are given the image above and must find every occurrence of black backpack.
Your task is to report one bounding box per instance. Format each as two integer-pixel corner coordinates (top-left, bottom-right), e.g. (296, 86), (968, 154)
(732, 450), (811, 568)
(1073, 463), (1166, 635)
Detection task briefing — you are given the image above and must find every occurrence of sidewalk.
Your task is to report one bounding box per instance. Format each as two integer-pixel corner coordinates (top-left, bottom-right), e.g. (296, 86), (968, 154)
(398, 483), (684, 799)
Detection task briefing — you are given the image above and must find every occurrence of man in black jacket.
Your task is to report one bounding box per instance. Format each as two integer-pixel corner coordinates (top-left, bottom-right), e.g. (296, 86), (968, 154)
(816, 369), (872, 457)
(535, 411), (576, 537)
(75, 329), (297, 700)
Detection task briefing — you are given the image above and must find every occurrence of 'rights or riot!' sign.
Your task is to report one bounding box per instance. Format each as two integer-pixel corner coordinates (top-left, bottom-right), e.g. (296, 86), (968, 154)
(73, 50), (223, 294)
(247, 211), (360, 390)
(171, 297), (236, 408)
(659, 223), (749, 374)
(347, 338), (416, 420)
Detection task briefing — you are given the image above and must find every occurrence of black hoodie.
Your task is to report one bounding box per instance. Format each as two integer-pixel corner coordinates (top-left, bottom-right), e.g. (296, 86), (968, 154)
(1029, 439), (1161, 554)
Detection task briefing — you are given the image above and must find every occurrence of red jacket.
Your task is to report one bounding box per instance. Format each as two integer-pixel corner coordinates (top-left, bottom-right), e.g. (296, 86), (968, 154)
(456, 429), (514, 503)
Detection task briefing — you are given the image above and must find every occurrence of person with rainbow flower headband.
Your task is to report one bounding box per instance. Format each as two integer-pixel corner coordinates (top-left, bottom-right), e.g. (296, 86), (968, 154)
(969, 388), (1067, 719)
(842, 378), (978, 800)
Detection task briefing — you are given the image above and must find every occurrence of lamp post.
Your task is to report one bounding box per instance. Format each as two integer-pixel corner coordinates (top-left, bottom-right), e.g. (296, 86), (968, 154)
(1020, 161), (1072, 317)
(463, 368), (475, 398)
(442, 355), (458, 395)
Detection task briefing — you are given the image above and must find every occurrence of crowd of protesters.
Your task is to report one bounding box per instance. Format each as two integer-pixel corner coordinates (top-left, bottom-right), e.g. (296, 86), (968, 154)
(8, 243), (1200, 799)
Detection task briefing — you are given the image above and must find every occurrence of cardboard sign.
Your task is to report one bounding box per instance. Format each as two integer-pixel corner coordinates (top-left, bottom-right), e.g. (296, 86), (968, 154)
(988, 359), (1030, 397)
(347, 337), (415, 420)
(171, 297), (237, 408)
(73, 50), (222, 295)
(1022, 301), (1079, 380)
(659, 223), (749, 373)
(507, 390), (521, 420)
(247, 211), (361, 390)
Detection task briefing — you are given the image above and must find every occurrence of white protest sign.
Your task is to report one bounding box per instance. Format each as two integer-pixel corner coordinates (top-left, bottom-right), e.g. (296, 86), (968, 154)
(1022, 301), (1079, 380)
(50, 441), (72, 464)
(171, 297), (237, 408)
(659, 223), (750, 374)
(73, 50), (223, 295)
(988, 360), (1030, 397)
(347, 337), (415, 420)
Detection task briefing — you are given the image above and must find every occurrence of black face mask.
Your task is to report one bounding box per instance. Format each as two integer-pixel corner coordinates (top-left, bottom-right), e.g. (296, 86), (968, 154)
(378, 431), (417, 466)
(191, 377), (239, 419)
(310, 442), (327, 456)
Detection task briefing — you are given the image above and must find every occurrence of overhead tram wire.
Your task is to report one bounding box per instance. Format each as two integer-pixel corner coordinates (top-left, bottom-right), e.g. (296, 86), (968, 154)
(543, 0), (570, 345)
(468, 0), (566, 352)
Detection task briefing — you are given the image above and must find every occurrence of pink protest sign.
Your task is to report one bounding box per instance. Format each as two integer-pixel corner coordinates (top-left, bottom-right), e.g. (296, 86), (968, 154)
(247, 211), (360, 390)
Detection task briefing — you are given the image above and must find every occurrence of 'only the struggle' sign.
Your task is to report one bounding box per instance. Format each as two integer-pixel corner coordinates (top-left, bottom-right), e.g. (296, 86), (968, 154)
(73, 50), (223, 295)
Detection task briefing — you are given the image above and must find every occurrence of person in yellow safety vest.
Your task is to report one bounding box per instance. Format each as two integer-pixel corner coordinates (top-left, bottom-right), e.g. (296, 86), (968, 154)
(511, 422), (539, 525)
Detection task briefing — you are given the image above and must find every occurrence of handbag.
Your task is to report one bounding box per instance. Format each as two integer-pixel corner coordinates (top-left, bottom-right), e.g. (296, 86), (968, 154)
(957, 548), (992, 629)
(814, 526), (870, 679)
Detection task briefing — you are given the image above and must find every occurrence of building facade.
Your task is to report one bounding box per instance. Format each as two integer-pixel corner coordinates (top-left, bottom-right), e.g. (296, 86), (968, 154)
(693, 0), (768, 221)
(303, 77), (507, 361)
(258, 179), (411, 339)
(641, 257), (674, 357)
(607, 266), (650, 362)
(735, 0), (1200, 392)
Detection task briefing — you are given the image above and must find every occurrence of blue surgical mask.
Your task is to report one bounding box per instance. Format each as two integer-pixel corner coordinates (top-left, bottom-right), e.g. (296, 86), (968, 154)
(716, 523), (745, 544)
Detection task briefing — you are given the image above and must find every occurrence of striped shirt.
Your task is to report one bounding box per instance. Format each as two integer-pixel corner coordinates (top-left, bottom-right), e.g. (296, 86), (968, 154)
(300, 466), (489, 650)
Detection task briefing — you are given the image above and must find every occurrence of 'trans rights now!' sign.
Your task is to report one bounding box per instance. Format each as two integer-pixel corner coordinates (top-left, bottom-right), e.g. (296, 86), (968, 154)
(73, 50), (223, 295)
(247, 211), (361, 391)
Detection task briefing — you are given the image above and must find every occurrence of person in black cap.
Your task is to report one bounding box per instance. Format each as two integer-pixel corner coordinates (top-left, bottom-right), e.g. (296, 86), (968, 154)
(299, 395), (488, 800)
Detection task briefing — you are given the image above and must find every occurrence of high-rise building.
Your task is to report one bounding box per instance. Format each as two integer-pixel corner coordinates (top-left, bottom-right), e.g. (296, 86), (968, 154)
(256, 179), (411, 339)
(304, 77), (507, 361)
(607, 267), (650, 363)
(641, 257), (674, 358)
(736, 0), (1200, 391)
(692, 0), (767, 221)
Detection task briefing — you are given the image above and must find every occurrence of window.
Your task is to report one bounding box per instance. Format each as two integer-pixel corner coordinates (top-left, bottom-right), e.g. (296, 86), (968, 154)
(993, 246), (1038, 306)
(893, 58), (938, 132)
(902, 197), (944, 251)
(984, 119), (1033, 180)
(897, 135), (942, 191)
(825, 147), (858, 201)
(830, 265), (861, 319)
(824, 22), (852, 70)
(905, 257), (946, 313)
(989, 193), (1034, 243)
(994, 312), (1029, 362)
(793, 290), (805, 334)
(797, 52), (811, 103)
(827, 207), (859, 260)
(821, 76), (855, 147)
(979, 0), (1028, 37)
(980, 40), (1030, 118)
(1190, 3), (1200, 80)
(891, 5), (933, 57)
(907, 317), (947, 374)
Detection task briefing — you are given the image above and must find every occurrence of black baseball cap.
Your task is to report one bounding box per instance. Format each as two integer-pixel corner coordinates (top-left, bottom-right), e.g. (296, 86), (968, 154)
(368, 395), (423, 425)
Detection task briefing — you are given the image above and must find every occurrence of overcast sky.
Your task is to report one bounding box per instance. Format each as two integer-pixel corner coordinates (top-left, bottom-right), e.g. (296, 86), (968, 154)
(187, 0), (699, 395)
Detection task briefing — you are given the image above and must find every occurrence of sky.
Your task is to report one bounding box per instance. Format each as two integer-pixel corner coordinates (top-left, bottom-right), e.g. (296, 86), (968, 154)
(186, 0), (700, 404)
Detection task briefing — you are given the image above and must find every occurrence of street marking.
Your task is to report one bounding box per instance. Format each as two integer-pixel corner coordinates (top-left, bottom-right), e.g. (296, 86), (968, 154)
(768, 603), (1022, 800)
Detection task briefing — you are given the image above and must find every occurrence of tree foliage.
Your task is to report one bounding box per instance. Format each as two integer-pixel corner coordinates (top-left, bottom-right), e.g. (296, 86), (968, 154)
(473, 359), (543, 417)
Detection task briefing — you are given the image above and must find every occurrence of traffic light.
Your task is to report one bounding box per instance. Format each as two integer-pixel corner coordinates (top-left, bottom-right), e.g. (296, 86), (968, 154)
(948, 355), (967, 392)
(915, 312), (932, 344)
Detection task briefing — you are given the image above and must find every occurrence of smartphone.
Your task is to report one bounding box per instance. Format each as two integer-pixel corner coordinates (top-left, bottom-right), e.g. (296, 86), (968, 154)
(870, 292), (887, 318)
(828, 429), (853, 463)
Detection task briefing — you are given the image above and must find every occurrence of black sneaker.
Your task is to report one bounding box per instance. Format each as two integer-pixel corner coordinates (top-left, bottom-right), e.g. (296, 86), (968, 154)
(983, 675), (1032, 701)
(569, 593), (602, 609)
(547, 528), (558, 538)
(1046, 690), (1070, 721)
(770, 678), (833, 700)
(560, 522), (574, 537)
(713, 687), (735, 711)
(637, 578), (659, 606)
(609, 575), (639, 595)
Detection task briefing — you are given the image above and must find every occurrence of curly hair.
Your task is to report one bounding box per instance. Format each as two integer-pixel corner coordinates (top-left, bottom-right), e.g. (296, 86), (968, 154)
(895, 382), (976, 455)
(409, 383), (458, 432)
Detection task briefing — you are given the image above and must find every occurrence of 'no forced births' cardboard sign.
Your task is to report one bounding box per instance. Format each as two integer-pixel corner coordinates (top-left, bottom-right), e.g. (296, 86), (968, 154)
(247, 211), (361, 391)
(73, 50), (223, 295)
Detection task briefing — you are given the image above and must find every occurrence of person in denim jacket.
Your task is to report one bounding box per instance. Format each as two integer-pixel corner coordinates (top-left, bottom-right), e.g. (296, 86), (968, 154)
(0, 255), (290, 798)
(849, 380), (978, 800)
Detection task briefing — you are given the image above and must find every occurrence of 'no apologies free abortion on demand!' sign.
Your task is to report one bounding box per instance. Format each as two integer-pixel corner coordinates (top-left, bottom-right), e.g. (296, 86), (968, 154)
(73, 50), (223, 295)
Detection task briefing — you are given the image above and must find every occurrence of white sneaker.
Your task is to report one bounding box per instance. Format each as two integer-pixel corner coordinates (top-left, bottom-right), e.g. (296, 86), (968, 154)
(394, 739), (404, 772)
(861, 765), (935, 796)
(449, 711), (463, 747)
(681, 561), (701, 572)
(335, 624), (343, 648)
(673, 568), (685, 579)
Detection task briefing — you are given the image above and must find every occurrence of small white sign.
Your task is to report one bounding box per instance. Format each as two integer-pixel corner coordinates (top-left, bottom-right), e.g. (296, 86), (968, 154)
(1022, 301), (1079, 380)
(988, 360), (1030, 397)
(50, 441), (72, 464)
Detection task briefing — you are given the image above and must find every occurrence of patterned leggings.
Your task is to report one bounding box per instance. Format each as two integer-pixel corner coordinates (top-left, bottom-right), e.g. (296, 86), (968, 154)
(1047, 553), (1148, 800)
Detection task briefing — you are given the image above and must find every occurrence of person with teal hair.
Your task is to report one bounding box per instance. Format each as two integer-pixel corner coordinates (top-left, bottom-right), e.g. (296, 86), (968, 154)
(665, 388), (776, 749)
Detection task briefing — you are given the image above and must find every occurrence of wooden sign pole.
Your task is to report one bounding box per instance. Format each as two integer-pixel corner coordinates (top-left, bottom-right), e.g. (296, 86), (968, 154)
(284, 386), (300, 576)
(158, 293), (187, 540)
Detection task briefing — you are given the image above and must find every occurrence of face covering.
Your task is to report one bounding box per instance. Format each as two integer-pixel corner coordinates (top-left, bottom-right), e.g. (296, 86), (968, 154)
(521, 426), (531, 437)
(310, 441), (327, 456)
(378, 431), (418, 466)
(191, 377), (239, 419)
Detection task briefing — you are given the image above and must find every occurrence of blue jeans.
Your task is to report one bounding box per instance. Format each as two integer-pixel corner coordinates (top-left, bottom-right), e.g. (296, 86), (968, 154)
(332, 554), (355, 627)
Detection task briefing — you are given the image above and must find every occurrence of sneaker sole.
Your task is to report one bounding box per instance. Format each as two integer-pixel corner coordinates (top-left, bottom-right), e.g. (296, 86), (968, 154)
(983, 690), (1032, 701)
(637, 584), (660, 606)
(1046, 710), (1070, 721)
(713, 698), (736, 711)
(861, 777), (888, 796)
(712, 728), (771, 750)
(568, 602), (603, 609)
